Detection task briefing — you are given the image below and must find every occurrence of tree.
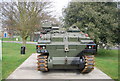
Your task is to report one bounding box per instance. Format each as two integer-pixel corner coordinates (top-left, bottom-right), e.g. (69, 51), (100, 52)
(63, 2), (119, 48)
(2, 1), (52, 46)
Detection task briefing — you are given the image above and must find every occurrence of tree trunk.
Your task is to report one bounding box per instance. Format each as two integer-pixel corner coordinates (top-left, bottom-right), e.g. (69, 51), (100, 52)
(30, 33), (34, 41)
(22, 38), (26, 46)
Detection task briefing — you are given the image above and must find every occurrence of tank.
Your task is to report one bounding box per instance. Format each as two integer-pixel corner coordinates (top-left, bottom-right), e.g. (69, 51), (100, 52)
(36, 25), (97, 73)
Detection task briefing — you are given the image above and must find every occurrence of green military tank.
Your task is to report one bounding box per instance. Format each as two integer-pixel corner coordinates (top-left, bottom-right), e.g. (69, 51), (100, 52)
(36, 25), (97, 73)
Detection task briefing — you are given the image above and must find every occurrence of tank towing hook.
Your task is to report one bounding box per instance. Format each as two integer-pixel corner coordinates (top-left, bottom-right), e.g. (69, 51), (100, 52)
(65, 57), (68, 64)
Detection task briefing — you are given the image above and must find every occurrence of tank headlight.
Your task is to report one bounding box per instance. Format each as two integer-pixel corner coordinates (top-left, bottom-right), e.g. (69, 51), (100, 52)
(89, 46), (92, 49)
(43, 46), (45, 49)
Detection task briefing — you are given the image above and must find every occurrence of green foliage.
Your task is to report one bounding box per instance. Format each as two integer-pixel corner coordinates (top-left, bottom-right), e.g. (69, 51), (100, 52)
(63, 2), (119, 45)
(2, 43), (35, 79)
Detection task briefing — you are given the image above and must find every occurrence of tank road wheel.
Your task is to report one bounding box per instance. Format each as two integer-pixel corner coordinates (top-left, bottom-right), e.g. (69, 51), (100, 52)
(37, 54), (48, 72)
(81, 55), (95, 73)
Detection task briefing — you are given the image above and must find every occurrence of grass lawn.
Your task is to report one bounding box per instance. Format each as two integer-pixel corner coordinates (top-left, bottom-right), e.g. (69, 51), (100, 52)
(0, 60), (1, 80)
(95, 49), (118, 80)
(2, 42), (35, 79)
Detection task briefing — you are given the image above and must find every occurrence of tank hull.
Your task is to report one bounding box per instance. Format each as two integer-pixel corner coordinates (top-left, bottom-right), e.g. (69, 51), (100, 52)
(36, 29), (97, 73)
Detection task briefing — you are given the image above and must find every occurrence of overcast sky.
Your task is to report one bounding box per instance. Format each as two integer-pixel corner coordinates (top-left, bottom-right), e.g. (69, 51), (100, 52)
(50, 0), (70, 19)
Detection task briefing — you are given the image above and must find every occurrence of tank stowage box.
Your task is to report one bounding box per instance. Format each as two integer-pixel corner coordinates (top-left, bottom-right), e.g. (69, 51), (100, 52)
(36, 26), (97, 73)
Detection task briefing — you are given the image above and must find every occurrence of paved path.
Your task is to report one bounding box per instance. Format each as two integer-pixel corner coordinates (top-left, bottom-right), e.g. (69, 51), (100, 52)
(2, 41), (37, 45)
(7, 53), (112, 79)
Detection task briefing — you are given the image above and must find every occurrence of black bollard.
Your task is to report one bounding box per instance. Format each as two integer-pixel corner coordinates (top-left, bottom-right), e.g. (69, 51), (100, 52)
(21, 46), (26, 54)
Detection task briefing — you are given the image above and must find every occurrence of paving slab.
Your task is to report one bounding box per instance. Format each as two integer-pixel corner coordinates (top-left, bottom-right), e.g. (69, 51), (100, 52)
(7, 53), (112, 79)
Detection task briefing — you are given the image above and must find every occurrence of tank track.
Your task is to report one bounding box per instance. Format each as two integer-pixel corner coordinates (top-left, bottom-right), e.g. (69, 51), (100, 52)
(37, 54), (48, 71)
(37, 54), (94, 73)
(82, 55), (95, 73)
